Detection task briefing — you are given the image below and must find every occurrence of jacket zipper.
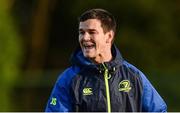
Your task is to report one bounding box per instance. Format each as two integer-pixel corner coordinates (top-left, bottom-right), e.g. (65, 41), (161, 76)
(102, 63), (111, 113)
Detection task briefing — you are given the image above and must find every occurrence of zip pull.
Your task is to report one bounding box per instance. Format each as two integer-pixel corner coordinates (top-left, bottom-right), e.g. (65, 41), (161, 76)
(107, 74), (111, 79)
(102, 63), (111, 79)
(102, 63), (108, 79)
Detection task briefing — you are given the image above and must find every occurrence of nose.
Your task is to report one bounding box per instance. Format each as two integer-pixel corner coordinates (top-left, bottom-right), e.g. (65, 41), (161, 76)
(81, 32), (91, 41)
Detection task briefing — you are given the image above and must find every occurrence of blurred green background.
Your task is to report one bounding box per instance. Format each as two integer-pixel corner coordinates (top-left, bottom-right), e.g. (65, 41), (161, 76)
(0, 0), (179, 111)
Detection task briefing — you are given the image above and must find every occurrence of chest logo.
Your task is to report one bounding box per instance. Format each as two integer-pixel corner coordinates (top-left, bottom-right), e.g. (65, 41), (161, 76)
(119, 80), (131, 92)
(83, 87), (93, 95)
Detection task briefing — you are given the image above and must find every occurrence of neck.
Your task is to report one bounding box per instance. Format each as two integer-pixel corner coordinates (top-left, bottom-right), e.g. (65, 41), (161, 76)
(91, 49), (113, 64)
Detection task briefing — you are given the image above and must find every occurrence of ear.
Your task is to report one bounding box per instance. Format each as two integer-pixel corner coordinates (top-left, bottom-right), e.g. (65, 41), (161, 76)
(106, 30), (114, 44)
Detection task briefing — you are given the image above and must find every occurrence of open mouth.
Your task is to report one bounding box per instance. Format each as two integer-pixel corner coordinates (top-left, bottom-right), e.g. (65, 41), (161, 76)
(83, 43), (95, 50)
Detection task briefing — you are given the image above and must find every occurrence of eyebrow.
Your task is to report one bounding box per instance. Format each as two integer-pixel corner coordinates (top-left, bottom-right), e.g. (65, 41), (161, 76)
(79, 28), (98, 32)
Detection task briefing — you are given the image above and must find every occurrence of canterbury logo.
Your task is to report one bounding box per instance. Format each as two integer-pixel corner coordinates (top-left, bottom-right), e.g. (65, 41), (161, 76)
(83, 87), (93, 95)
(119, 80), (131, 92)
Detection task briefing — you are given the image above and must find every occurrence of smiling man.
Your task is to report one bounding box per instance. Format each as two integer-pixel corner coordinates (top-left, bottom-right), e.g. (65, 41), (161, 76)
(45, 8), (167, 112)
(79, 18), (113, 63)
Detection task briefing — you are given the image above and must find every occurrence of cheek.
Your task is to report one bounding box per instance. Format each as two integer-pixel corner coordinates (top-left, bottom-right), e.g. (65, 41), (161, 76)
(78, 36), (81, 42)
(95, 41), (105, 52)
(79, 37), (83, 46)
(97, 38), (106, 47)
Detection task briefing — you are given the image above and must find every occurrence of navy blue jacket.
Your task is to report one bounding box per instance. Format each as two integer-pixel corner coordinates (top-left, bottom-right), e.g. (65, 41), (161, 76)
(45, 45), (167, 112)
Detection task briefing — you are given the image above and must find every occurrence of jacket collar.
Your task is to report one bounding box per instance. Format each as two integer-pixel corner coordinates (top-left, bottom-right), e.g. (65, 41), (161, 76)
(70, 44), (124, 71)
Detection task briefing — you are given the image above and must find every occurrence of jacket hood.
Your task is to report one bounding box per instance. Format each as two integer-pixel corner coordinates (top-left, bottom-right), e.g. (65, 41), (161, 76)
(70, 44), (124, 70)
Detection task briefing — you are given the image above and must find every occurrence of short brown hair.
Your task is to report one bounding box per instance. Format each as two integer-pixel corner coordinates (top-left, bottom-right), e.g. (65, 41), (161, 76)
(79, 8), (117, 35)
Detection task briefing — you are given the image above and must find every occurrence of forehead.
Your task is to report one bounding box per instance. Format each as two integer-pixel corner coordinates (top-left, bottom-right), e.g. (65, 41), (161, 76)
(79, 19), (102, 30)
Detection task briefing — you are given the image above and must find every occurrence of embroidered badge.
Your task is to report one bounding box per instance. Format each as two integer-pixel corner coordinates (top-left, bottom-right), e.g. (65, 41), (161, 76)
(83, 87), (93, 95)
(119, 80), (131, 92)
(50, 97), (57, 106)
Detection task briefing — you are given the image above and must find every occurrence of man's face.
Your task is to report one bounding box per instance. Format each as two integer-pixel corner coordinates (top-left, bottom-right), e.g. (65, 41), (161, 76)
(79, 19), (111, 60)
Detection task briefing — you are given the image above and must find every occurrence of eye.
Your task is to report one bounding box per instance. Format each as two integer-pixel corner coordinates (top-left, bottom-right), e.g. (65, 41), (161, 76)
(79, 30), (85, 35)
(89, 31), (97, 35)
(89, 31), (95, 34)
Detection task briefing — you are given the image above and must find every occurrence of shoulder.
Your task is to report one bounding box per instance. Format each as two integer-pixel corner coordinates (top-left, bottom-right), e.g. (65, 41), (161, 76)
(122, 60), (150, 87)
(122, 60), (143, 76)
(122, 60), (149, 83)
(56, 66), (80, 87)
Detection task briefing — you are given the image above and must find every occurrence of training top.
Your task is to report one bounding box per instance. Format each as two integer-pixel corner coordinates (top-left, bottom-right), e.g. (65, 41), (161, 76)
(45, 45), (167, 112)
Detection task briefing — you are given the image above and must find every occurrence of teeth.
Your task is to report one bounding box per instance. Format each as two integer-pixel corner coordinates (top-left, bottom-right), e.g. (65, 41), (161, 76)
(85, 46), (92, 49)
(82, 42), (95, 49)
(84, 44), (93, 46)
(84, 45), (94, 49)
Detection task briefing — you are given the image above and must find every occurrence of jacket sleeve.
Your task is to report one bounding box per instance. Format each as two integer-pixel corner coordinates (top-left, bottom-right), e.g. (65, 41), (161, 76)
(45, 68), (76, 112)
(139, 71), (167, 112)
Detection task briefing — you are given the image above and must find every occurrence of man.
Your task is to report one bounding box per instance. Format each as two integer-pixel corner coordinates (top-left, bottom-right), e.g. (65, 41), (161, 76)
(45, 8), (167, 112)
